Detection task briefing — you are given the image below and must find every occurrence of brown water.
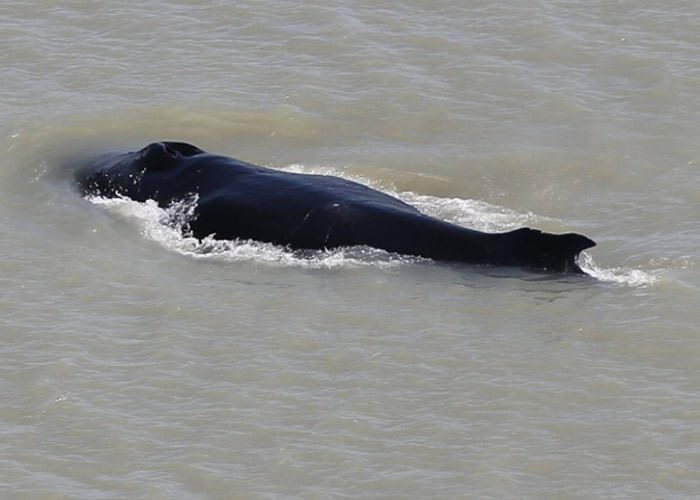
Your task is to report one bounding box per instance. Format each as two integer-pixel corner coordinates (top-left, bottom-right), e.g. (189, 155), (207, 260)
(2, 1), (699, 498)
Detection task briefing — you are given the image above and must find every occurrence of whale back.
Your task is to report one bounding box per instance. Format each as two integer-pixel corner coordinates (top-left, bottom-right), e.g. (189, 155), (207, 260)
(75, 142), (596, 274)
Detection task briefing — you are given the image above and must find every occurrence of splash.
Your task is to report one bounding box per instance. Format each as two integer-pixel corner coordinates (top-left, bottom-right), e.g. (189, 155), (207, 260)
(577, 253), (660, 287)
(399, 192), (540, 232)
(87, 195), (422, 270)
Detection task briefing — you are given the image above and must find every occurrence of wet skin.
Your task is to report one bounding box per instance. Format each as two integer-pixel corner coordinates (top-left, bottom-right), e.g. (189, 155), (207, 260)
(75, 141), (596, 273)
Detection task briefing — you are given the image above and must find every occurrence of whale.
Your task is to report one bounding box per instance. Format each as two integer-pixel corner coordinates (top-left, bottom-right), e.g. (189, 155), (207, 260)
(74, 141), (595, 273)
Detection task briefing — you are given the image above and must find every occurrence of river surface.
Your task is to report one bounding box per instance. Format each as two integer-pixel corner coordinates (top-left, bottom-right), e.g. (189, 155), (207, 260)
(2, 1), (699, 498)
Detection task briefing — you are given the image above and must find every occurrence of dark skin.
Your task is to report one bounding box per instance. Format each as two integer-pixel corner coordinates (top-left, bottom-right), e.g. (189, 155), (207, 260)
(75, 141), (595, 273)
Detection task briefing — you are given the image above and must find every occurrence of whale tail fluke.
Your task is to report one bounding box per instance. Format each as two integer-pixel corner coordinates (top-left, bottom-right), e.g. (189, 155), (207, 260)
(500, 227), (596, 274)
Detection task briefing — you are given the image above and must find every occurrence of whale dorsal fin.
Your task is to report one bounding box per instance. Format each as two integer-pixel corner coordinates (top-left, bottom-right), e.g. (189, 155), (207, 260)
(503, 228), (596, 273)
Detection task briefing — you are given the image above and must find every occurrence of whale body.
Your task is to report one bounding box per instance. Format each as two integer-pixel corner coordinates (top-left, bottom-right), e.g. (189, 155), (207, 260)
(75, 141), (595, 273)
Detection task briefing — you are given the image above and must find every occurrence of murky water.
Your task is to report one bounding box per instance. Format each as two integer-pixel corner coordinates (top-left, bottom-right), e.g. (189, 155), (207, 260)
(2, 1), (699, 498)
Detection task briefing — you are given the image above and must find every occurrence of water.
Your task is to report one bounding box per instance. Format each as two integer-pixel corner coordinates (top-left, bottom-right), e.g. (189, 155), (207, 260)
(2, 1), (699, 498)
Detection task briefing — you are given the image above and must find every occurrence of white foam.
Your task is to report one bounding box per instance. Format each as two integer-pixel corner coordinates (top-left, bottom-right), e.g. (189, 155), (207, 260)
(88, 195), (421, 270)
(398, 192), (540, 232)
(577, 253), (660, 287)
